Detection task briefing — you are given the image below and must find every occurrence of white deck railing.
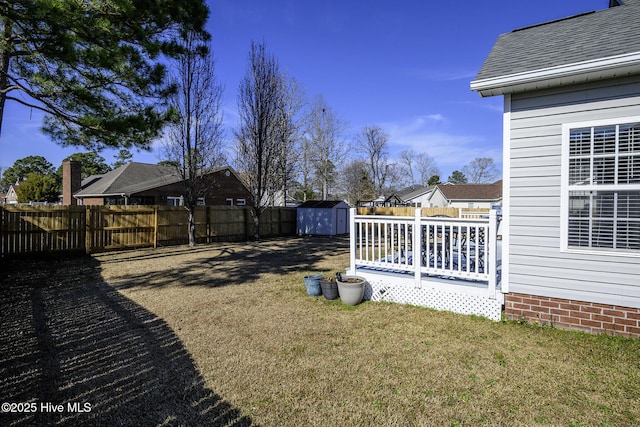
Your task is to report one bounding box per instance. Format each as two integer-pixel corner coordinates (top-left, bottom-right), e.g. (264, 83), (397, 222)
(349, 208), (499, 299)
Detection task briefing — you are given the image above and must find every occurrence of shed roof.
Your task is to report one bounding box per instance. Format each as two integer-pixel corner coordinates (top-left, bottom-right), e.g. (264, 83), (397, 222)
(298, 200), (347, 209)
(472, 0), (640, 96)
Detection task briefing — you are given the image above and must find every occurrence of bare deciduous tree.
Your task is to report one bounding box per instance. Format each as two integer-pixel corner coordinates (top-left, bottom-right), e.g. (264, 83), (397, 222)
(163, 32), (225, 246)
(272, 75), (305, 206)
(338, 159), (375, 206)
(234, 41), (281, 239)
(297, 137), (315, 202)
(415, 152), (441, 186)
(304, 95), (347, 200)
(463, 157), (500, 183)
(355, 125), (390, 197)
(398, 149), (416, 188)
(399, 149), (441, 188)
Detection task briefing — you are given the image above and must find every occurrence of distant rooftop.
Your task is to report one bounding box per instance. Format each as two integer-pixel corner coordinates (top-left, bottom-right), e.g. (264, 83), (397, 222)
(75, 162), (181, 197)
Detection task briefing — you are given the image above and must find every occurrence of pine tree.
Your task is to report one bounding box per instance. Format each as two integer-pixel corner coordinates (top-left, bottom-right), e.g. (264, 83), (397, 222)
(0, 0), (209, 150)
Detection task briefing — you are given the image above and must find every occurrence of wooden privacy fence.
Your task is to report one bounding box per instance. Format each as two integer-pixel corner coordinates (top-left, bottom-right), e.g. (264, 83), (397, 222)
(1, 205), (296, 256)
(357, 207), (492, 218)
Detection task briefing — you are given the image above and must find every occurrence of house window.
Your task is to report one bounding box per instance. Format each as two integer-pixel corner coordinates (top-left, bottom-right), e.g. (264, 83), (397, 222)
(562, 119), (640, 254)
(226, 198), (234, 206)
(167, 196), (183, 206)
(236, 198), (246, 206)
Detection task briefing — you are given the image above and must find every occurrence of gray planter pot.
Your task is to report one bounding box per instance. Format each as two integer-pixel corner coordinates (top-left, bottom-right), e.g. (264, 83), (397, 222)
(336, 275), (366, 306)
(304, 274), (323, 296)
(320, 279), (339, 300)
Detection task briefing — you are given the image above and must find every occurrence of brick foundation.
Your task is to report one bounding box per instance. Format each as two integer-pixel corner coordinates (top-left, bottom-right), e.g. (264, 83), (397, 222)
(505, 293), (640, 338)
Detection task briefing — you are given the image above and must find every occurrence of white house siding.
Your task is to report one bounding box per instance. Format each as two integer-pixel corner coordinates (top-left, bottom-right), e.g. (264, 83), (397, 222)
(407, 192), (433, 207)
(508, 77), (640, 309)
(450, 201), (495, 209)
(427, 190), (449, 208)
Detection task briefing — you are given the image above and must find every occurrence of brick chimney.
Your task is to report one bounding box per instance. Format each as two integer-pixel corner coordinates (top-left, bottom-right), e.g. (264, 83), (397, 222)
(63, 160), (82, 205)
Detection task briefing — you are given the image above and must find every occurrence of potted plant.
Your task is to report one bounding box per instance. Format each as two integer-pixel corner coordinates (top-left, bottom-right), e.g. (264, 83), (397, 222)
(303, 274), (323, 296)
(319, 276), (339, 300)
(336, 273), (366, 306)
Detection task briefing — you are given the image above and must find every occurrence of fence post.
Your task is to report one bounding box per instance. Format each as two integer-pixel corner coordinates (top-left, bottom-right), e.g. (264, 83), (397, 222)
(414, 208), (422, 289)
(206, 206), (211, 243)
(487, 209), (497, 299)
(85, 207), (92, 254)
(153, 206), (158, 248)
(0, 207), (5, 257)
(349, 208), (356, 275)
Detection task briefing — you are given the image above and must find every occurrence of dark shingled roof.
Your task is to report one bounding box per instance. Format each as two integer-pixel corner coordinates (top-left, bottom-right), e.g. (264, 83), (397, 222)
(474, 0), (640, 82)
(436, 181), (502, 202)
(398, 185), (434, 200)
(75, 162), (182, 197)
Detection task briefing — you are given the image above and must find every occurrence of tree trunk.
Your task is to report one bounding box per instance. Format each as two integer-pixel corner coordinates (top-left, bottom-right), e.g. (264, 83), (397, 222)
(254, 212), (260, 241)
(188, 207), (196, 246)
(0, 17), (14, 136)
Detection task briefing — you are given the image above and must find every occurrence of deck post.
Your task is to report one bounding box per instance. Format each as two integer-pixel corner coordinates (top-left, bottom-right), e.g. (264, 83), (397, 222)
(487, 209), (497, 299)
(414, 208), (422, 288)
(349, 208), (357, 275)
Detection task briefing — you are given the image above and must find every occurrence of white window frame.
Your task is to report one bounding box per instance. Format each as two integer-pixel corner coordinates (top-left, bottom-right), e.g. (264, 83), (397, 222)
(561, 115), (640, 257)
(167, 196), (183, 206)
(236, 198), (246, 206)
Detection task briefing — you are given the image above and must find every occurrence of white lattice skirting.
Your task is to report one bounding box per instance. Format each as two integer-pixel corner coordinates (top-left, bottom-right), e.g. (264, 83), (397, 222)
(354, 270), (504, 321)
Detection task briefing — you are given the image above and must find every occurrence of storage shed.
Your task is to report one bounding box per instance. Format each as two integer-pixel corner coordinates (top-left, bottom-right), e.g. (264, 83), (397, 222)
(296, 200), (351, 236)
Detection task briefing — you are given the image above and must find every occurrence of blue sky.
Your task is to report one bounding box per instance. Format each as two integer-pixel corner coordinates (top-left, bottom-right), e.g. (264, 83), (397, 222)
(0, 0), (607, 181)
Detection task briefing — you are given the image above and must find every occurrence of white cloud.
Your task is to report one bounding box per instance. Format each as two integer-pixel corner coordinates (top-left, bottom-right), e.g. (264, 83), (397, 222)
(426, 113), (445, 121)
(379, 114), (502, 177)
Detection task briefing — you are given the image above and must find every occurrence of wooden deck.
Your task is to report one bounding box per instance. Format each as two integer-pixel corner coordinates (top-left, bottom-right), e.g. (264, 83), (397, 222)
(348, 208), (504, 320)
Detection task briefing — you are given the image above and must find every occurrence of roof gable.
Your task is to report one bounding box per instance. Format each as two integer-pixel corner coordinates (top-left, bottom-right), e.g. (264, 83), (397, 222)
(433, 181), (502, 202)
(472, 1), (640, 96)
(400, 185), (436, 201)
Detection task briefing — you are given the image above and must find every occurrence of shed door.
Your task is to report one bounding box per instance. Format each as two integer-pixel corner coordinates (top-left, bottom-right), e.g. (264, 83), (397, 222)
(336, 208), (348, 234)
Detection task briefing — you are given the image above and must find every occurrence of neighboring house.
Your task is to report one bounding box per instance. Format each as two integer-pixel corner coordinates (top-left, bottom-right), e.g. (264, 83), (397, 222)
(4, 181), (21, 204)
(396, 185), (435, 207)
(269, 190), (301, 208)
(68, 161), (252, 206)
(297, 200), (351, 236)
(358, 193), (406, 208)
(471, 0), (640, 336)
(427, 181), (502, 209)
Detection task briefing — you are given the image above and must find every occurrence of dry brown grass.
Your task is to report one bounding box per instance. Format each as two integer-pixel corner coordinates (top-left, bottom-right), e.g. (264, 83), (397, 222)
(96, 237), (639, 427)
(2, 236), (639, 426)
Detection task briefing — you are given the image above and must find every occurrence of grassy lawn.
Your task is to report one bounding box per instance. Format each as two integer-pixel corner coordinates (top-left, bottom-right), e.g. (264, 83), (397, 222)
(2, 236), (639, 426)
